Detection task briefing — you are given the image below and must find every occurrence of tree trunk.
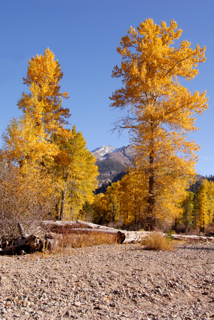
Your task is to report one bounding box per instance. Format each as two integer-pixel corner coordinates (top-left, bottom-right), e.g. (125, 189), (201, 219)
(147, 151), (156, 230)
(146, 119), (156, 231)
(60, 185), (67, 220)
(42, 220), (126, 243)
(0, 234), (44, 255)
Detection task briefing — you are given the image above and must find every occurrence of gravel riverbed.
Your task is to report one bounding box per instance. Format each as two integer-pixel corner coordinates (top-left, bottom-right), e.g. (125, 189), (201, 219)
(0, 242), (214, 320)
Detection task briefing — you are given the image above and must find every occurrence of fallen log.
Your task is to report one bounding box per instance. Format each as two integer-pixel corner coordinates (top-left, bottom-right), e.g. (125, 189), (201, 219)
(56, 228), (125, 244)
(41, 220), (125, 243)
(17, 222), (29, 238)
(41, 220), (116, 231)
(123, 231), (214, 244)
(41, 220), (125, 244)
(0, 233), (62, 255)
(0, 221), (126, 255)
(171, 234), (214, 242)
(74, 220), (116, 230)
(0, 234), (44, 255)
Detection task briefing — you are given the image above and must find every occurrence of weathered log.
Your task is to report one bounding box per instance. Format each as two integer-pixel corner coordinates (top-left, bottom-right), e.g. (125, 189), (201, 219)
(0, 234), (45, 256)
(58, 228), (125, 244)
(41, 220), (125, 244)
(0, 220), (127, 255)
(41, 220), (80, 233)
(171, 234), (214, 242)
(17, 222), (29, 238)
(123, 231), (214, 244)
(74, 220), (116, 230)
(41, 220), (117, 231)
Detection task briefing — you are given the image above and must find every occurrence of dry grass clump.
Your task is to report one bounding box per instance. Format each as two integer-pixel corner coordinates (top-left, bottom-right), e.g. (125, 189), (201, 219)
(59, 232), (117, 249)
(43, 231), (118, 255)
(141, 232), (175, 251)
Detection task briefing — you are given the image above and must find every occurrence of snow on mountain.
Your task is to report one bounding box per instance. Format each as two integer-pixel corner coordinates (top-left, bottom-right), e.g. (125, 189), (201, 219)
(92, 145), (116, 160)
(112, 145), (129, 153)
(92, 144), (135, 162)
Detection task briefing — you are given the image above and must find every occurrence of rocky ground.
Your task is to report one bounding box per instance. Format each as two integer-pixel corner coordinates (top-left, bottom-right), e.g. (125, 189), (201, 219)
(0, 242), (214, 320)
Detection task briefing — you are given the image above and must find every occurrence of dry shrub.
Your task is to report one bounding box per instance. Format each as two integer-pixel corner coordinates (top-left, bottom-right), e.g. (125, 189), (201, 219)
(0, 161), (57, 240)
(141, 232), (175, 251)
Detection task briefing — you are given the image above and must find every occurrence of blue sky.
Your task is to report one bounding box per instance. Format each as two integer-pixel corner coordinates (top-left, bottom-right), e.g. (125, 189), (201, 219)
(0, 0), (214, 176)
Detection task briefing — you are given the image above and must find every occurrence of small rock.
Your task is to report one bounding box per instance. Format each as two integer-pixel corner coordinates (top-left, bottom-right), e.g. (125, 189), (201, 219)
(63, 310), (72, 318)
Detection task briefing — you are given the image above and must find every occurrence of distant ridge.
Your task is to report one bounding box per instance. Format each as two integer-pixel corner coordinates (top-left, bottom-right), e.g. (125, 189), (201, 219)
(92, 145), (213, 194)
(92, 145), (135, 194)
(92, 146), (116, 160)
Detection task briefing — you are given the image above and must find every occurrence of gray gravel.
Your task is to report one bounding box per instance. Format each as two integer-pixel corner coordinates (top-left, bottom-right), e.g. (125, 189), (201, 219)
(0, 242), (214, 319)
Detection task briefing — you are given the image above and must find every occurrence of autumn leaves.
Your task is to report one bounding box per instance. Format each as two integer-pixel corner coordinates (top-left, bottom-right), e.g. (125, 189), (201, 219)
(1, 19), (209, 231)
(109, 19), (208, 229)
(0, 49), (98, 226)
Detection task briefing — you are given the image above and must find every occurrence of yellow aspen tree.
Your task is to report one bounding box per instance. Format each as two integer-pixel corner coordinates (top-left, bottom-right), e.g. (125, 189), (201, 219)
(92, 193), (109, 224)
(1, 48), (72, 167)
(181, 191), (196, 229)
(51, 126), (98, 220)
(0, 49), (75, 228)
(110, 19), (208, 229)
(118, 168), (148, 228)
(105, 182), (121, 222)
(18, 48), (70, 135)
(197, 180), (209, 231)
(206, 181), (214, 226)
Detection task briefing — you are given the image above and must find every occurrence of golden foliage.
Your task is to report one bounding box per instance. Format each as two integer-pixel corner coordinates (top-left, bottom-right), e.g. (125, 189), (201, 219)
(1, 49), (99, 227)
(110, 19), (208, 229)
(18, 48), (70, 135)
(197, 180), (214, 230)
(1, 48), (72, 167)
(51, 126), (99, 220)
(92, 182), (121, 224)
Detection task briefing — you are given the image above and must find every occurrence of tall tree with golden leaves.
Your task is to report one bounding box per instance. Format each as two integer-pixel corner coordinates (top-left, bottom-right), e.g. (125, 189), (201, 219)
(110, 19), (208, 229)
(51, 126), (98, 220)
(2, 48), (72, 167)
(197, 180), (214, 231)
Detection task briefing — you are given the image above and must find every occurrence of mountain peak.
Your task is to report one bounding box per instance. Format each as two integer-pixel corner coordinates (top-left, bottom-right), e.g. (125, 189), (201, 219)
(92, 144), (134, 162)
(92, 144), (134, 194)
(92, 145), (116, 160)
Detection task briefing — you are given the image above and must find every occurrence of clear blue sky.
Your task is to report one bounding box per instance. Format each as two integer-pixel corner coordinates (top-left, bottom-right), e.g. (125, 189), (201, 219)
(0, 0), (214, 176)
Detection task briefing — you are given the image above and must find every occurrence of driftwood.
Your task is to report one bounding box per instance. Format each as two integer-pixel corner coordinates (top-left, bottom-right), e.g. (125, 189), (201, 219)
(17, 222), (29, 238)
(171, 234), (214, 242)
(1, 220), (214, 255)
(59, 228), (125, 244)
(0, 222), (57, 255)
(0, 220), (126, 255)
(123, 232), (214, 244)
(41, 220), (117, 231)
(41, 220), (125, 244)
(0, 234), (44, 255)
